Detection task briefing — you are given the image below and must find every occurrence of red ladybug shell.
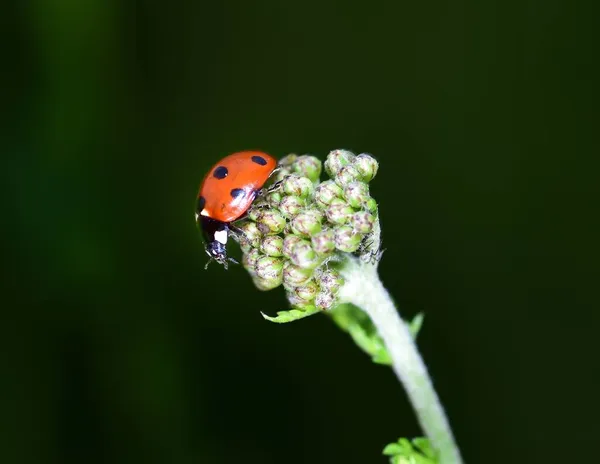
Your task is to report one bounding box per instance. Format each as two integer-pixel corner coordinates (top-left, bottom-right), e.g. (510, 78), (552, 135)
(197, 151), (277, 223)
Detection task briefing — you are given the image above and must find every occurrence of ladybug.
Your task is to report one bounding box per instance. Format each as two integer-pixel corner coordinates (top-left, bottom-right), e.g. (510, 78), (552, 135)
(196, 151), (278, 268)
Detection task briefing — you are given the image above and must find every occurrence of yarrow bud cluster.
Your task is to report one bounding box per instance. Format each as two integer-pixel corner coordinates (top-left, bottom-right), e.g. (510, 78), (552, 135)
(238, 150), (379, 312)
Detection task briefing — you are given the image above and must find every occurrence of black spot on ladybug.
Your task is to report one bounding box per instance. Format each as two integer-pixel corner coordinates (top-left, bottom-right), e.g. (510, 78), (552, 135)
(230, 188), (245, 199)
(251, 155), (267, 166)
(197, 196), (206, 212)
(213, 166), (228, 179)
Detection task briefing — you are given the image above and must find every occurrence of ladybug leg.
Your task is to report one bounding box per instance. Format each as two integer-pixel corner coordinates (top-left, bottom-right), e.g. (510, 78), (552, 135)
(266, 179), (284, 193)
(228, 223), (245, 238)
(253, 180), (284, 203)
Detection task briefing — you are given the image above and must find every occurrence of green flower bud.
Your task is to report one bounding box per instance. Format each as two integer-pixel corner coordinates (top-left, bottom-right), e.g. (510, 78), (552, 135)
(350, 211), (376, 234)
(311, 228), (335, 255)
(334, 225), (362, 252)
(273, 168), (292, 183)
(278, 153), (298, 166)
(282, 234), (304, 259)
(239, 238), (253, 254)
(353, 153), (379, 182)
(290, 240), (321, 269)
(293, 155), (322, 182)
(272, 155), (296, 183)
(247, 207), (263, 222)
(242, 248), (262, 276)
(255, 255), (284, 283)
(324, 149), (355, 177)
(314, 180), (343, 209)
(316, 268), (344, 295)
(283, 261), (313, 287)
(260, 235), (284, 257)
(256, 209), (286, 234)
(291, 210), (323, 236)
(293, 279), (319, 302)
(279, 195), (305, 218)
(283, 221), (294, 236)
(335, 164), (362, 188)
(265, 190), (282, 206)
(315, 290), (337, 310)
(282, 174), (314, 198)
(343, 181), (371, 209)
(365, 197), (378, 213)
(325, 198), (355, 225)
(286, 290), (317, 310)
(253, 275), (282, 291)
(238, 221), (262, 249)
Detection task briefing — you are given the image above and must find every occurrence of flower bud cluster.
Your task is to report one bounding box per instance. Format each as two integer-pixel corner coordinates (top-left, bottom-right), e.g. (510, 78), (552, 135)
(239, 150), (379, 312)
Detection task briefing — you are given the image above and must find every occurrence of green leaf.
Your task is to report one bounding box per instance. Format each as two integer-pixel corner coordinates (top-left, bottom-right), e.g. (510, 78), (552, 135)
(382, 443), (405, 456)
(261, 306), (320, 323)
(383, 437), (438, 464)
(409, 312), (425, 339)
(328, 305), (425, 366)
(412, 437), (436, 459)
(329, 303), (393, 366)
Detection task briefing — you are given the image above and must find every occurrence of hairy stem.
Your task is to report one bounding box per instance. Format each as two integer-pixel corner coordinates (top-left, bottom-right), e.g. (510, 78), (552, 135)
(338, 256), (464, 464)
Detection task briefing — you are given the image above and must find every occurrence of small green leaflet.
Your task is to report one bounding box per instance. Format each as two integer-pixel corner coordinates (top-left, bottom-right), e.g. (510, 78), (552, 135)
(329, 304), (425, 366)
(408, 312), (424, 339)
(261, 306), (320, 323)
(383, 437), (438, 464)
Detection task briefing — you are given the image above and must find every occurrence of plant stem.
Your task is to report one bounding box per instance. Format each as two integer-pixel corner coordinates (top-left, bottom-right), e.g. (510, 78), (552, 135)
(339, 256), (464, 464)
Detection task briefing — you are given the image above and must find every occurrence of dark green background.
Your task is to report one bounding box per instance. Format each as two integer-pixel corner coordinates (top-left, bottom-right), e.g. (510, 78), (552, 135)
(3, 1), (598, 463)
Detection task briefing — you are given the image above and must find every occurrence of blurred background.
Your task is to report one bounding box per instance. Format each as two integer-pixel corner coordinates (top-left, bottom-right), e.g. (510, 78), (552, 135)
(2, 1), (598, 463)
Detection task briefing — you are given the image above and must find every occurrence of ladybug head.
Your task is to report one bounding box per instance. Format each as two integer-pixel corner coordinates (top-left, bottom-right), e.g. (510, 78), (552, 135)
(198, 216), (238, 270)
(205, 233), (228, 267)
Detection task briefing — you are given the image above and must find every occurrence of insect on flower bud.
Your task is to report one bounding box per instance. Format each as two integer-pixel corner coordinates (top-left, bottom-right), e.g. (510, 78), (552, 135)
(260, 235), (284, 257)
(350, 211), (376, 234)
(278, 195), (305, 218)
(314, 180), (344, 209)
(282, 174), (314, 198)
(334, 225), (363, 252)
(324, 149), (355, 177)
(334, 164), (362, 188)
(293, 155), (322, 182)
(325, 198), (355, 225)
(311, 228), (335, 255)
(352, 153), (379, 182)
(231, 149), (382, 321)
(343, 181), (371, 209)
(290, 210), (323, 236)
(290, 240), (321, 269)
(283, 261), (313, 287)
(256, 209), (286, 234)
